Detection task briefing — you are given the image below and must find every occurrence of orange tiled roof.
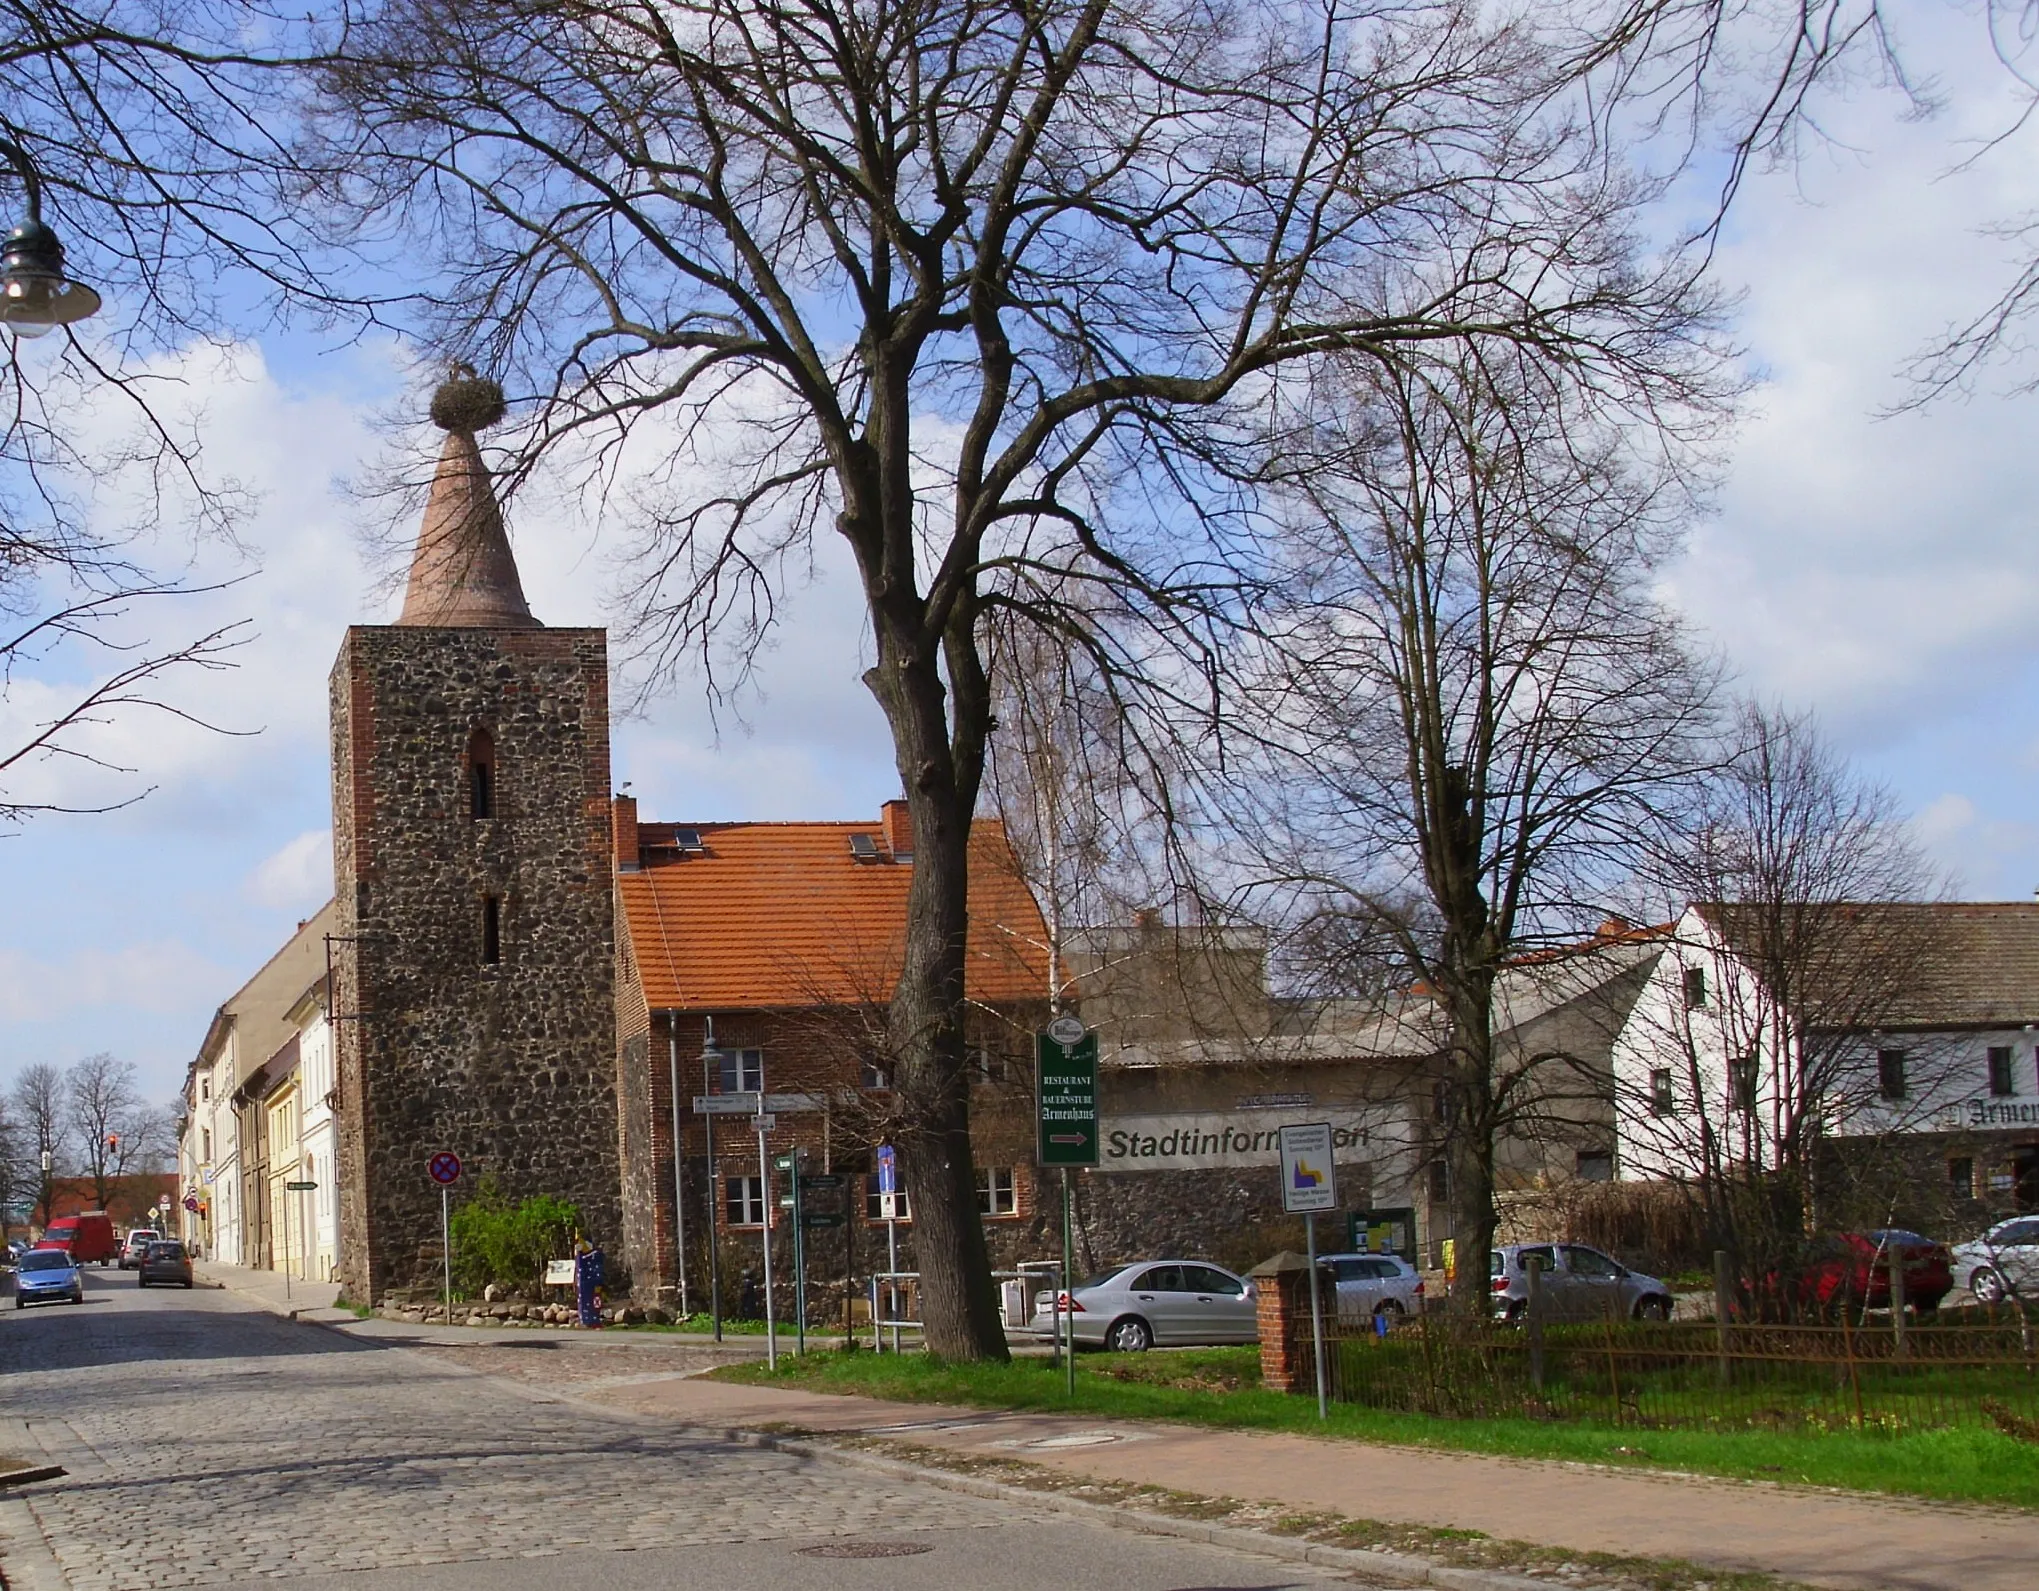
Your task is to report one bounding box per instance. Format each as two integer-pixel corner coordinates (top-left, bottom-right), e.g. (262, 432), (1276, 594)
(619, 817), (1051, 1010)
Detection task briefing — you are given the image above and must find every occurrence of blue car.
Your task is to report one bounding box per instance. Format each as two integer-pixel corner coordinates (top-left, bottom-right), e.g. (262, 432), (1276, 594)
(13, 1248), (84, 1308)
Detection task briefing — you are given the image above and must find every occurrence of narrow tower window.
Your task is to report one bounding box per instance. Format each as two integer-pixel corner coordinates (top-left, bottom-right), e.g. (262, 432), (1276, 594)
(468, 726), (496, 819)
(482, 894), (502, 965)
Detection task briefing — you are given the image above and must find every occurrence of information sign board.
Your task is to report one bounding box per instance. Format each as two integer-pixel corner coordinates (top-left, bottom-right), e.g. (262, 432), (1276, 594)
(1277, 1122), (1338, 1214)
(693, 1092), (761, 1115)
(1036, 1022), (1099, 1167)
(285, 1180), (318, 1192)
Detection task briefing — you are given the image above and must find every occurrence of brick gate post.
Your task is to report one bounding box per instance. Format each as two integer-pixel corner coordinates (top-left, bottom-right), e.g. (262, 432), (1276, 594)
(1249, 1251), (1318, 1395)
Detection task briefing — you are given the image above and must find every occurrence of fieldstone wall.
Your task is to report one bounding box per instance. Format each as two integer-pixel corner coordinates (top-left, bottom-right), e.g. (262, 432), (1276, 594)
(330, 624), (620, 1305)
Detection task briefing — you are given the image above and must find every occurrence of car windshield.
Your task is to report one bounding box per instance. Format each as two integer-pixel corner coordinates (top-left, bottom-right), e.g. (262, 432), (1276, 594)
(19, 1251), (72, 1272)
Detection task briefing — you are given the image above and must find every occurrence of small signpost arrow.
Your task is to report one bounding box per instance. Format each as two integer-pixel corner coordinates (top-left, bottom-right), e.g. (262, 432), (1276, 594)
(428, 1152), (461, 1325)
(1278, 1122), (1339, 1421)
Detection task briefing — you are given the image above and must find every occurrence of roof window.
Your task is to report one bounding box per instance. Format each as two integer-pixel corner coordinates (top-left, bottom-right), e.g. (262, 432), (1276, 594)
(849, 833), (880, 861)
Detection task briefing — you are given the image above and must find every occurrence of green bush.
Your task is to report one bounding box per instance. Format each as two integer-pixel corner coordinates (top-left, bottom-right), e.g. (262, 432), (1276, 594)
(448, 1177), (579, 1295)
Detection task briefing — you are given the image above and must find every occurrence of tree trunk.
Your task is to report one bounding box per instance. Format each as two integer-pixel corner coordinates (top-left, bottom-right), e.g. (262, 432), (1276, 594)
(860, 556), (1008, 1359)
(1444, 989), (1500, 1314)
(887, 781), (1008, 1359)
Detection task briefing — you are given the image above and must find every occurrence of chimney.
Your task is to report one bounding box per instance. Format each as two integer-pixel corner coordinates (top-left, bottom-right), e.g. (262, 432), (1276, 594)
(881, 799), (914, 859)
(613, 793), (640, 872)
(1134, 906), (1164, 931)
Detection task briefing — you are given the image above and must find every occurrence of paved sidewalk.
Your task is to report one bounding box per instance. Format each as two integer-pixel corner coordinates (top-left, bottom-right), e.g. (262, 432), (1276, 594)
(583, 1375), (2038, 1591)
(195, 1258), (346, 1319)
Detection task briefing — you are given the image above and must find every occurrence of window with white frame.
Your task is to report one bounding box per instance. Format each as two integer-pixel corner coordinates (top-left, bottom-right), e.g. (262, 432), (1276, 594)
(726, 1174), (765, 1225)
(1989, 1046), (2017, 1097)
(718, 1048), (764, 1094)
(977, 1166), (1017, 1216)
(1682, 966), (1707, 1009)
(1877, 1048), (1908, 1102)
(860, 1056), (892, 1090)
(1649, 1069), (1677, 1117)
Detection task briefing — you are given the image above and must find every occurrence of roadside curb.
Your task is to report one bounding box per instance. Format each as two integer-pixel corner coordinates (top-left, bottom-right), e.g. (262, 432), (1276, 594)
(718, 1425), (1560, 1591)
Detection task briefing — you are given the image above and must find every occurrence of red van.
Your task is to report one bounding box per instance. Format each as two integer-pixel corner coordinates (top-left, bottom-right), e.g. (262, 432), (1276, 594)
(35, 1211), (119, 1266)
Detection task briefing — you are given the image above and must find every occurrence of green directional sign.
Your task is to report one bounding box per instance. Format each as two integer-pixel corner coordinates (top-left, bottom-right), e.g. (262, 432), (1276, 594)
(801, 1209), (846, 1229)
(1037, 1015), (1099, 1167)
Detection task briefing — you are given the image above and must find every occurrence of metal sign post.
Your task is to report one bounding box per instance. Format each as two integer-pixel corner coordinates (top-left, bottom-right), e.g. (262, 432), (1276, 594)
(754, 1112), (777, 1368)
(776, 1148), (808, 1354)
(287, 1180), (318, 1288)
(668, 1027), (689, 1320)
(1038, 1015), (1098, 1399)
(1277, 1123), (1337, 1421)
(429, 1152), (462, 1326)
(876, 1144), (900, 1353)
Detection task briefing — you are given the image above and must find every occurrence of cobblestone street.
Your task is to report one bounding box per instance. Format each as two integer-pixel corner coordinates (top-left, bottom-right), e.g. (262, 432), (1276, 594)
(0, 1272), (1343, 1590)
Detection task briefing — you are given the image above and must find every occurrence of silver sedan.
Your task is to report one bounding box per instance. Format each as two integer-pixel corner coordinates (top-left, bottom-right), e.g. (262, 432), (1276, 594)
(1029, 1260), (1258, 1351)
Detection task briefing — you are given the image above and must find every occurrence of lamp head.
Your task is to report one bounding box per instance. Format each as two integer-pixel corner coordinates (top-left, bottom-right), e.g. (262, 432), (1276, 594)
(0, 219), (101, 337)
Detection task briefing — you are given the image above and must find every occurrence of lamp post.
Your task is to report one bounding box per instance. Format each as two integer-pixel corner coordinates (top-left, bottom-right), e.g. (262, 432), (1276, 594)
(39, 1149), (52, 1232)
(0, 133), (101, 338)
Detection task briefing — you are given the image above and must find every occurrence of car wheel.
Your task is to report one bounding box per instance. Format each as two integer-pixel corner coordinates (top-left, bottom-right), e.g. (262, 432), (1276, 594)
(183, 1280), (194, 1289)
(1634, 1296), (1672, 1322)
(1105, 1316), (1153, 1353)
(1375, 1299), (1405, 1319)
(1972, 1267), (2008, 1306)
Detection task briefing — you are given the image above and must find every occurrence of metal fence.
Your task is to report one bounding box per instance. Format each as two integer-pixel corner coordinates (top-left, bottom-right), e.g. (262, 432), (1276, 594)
(1295, 1305), (2039, 1434)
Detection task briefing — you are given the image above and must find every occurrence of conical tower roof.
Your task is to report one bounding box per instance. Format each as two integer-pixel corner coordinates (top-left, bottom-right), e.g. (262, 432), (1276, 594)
(395, 373), (539, 629)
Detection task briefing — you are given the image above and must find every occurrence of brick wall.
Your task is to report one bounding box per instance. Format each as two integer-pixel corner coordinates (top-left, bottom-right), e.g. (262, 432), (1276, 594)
(329, 625), (620, 1304)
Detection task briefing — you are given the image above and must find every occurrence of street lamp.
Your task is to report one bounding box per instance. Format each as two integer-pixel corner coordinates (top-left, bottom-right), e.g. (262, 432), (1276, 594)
(0, 134), (101, 338)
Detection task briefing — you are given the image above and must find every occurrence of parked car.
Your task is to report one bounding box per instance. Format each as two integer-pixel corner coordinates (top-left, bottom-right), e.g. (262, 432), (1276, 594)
(4, 1238), (25, 1266)
(34, 1210), (119, 1266)
(1951, 1218), (2039, 1305)
(1321, 1253), (1425, 1320)
(1785, 1230), (1952, 1316)
(1489, 1243), (1675, 1322)
(1029, 1260), (1258, 1351)
(119, 1229), (163, 1270)
(13, 1248), (84, 1308)
(137, 1240), (194, 1289)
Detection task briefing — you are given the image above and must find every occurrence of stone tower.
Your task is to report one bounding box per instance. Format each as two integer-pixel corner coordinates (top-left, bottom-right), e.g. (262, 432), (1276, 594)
(328, 374), (619, 1305)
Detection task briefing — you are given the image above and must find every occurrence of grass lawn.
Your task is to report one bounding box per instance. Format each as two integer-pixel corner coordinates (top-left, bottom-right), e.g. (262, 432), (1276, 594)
(708, 1344), (2039, 1509)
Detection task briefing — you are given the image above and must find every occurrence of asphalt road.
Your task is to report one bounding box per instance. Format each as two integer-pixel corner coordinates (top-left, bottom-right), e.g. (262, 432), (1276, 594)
(0, 1266), (1350, 1591)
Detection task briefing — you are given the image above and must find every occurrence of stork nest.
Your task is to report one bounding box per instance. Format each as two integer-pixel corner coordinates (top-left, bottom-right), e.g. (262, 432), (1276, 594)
(429, 371), (507, 432)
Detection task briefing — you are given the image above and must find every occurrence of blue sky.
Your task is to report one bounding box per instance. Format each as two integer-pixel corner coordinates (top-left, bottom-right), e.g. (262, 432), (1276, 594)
(4, 7), (2039, 1106)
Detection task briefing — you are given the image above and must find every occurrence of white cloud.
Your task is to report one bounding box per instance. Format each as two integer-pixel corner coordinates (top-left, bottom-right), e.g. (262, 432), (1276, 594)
(245, 828), (333, 911)
(0, 940), (234, 1024)
(1665, 18), (2039, 746)
(1912, 793), (2039, 900)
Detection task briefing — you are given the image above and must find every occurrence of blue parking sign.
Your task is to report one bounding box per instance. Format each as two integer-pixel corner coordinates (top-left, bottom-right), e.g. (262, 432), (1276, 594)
(876, 1144), (897, 1196)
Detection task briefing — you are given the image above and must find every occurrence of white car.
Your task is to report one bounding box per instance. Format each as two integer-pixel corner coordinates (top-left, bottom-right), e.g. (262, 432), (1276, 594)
(1951, 1217), (2039, 1304)
(1321, 1252), (1425, 1320)
(118, 1229), (163, 1270)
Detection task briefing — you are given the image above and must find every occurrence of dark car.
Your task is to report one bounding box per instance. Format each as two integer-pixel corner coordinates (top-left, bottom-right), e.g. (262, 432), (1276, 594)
(137, 1240), (194, 1289)
(13, 1248), (84, 1307)
(1788, 1230), (1952, 1316)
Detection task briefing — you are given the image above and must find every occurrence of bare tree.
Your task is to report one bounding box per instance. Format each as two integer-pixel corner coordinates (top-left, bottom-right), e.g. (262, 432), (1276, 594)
(66, 1050), (143, 1210)
(288, 0), (1723, 1355)
(0, 2), (310, 822)
(1241, 343), (1725, 1310)
(1627, 705), (1950, 1302)
(9, 1059), (68, 1225)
